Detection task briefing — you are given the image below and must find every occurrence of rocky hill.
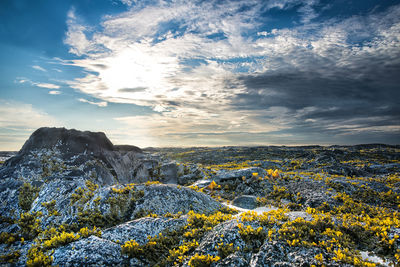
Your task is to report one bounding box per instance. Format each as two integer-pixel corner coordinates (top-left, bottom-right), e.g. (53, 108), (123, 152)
(0, 128), (399, 266)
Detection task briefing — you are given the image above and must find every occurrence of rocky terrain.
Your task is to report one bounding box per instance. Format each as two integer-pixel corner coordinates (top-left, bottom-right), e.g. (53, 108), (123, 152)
(0, 127), (399, 266)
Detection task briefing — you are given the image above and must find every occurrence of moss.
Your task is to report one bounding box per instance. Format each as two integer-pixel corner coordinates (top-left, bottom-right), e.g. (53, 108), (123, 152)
(18, 182), (40, 212)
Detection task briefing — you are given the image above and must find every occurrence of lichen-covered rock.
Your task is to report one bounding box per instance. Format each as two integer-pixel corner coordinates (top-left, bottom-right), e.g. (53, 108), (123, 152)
(232, 195), (258, 210)
(102, 217), (187, 245)
(191, 220), (246, 260)
(159, 162), (178, 184)
(132, 184), (222, 217)
(52, 236), (124, 266)
(214, 167), (267, 182)
(250, 240), (334, 267)
(0, 178), (23, 217)
(216, 251), (249, 267)
(282, 177), (336, 208)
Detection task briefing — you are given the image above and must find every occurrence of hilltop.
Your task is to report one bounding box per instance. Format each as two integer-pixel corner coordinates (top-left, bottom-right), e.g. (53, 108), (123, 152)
(0, 128), (399, 266)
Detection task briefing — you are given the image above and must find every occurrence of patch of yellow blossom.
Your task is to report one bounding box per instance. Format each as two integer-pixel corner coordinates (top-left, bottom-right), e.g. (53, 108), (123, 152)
(188, 253), (220, 267)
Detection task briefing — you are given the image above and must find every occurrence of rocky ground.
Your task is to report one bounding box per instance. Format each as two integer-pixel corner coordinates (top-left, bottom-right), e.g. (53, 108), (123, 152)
(0, 127), (399, 266)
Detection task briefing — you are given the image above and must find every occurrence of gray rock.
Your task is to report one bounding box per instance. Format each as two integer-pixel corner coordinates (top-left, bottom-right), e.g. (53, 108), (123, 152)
(132, 184), (222, 217)
(216, 251), (249, 267)
(0, 127), (174, 186)
(232, 195), (258, 210)
(250, 240), (332, 267)
(286, 211), (313, 222)
(159, 162), (178, 184)
(282, 177), (335, 208)
(214, 167), (267, 182)
(52, 235), (124, 266)
(102, 216), (187, 244)
(193, 220), (246, 259)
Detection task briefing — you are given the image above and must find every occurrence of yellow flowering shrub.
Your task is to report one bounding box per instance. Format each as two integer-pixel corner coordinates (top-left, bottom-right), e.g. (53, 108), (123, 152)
(26, 247), (52, 267)
(188, 253), (220, 267)
(215, 241), (239, 259)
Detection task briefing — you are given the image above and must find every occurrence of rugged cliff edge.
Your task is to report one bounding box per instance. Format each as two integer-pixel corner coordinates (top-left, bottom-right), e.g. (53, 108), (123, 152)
(0, 128), (399, 266)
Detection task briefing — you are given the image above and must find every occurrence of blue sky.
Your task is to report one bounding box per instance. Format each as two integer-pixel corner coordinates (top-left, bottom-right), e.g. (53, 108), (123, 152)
(0, 0), (399, 150)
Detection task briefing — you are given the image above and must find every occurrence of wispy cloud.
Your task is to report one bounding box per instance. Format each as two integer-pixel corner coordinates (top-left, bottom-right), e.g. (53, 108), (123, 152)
(35, 83), (60, 89)
(49, 90), (61, 95)
(16, 77), (61, 89)
(0, 99), (60, 150)
(78, 98), (107, 107)
(32, 65), (46, 72)
(62, 1), (400, 144)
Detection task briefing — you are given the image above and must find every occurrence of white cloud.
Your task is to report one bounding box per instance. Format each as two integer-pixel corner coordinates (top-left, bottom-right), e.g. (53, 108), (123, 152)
(35, 83), (60, 89)
(49, 90), (61, 95)
(64, 8), (96, 56)
(32, 65), (47, 72)
(0, 100), (58, 128)
(15, 77), (61, 89)
(61, 2), (400, 145)
(78, 98), (108, 107)
(0, 99), (60, 150)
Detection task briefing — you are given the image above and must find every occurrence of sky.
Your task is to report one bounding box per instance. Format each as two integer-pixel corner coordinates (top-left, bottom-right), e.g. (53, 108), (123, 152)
(0, 0), (399, 150)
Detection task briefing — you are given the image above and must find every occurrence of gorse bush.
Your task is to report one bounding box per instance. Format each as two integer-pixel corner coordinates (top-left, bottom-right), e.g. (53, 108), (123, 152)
(18, 183), (40, 212)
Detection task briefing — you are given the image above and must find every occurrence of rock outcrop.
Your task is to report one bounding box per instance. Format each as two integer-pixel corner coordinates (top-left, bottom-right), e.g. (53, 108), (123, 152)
(0, 129), (398, 266)
(0, 127), (181, 186)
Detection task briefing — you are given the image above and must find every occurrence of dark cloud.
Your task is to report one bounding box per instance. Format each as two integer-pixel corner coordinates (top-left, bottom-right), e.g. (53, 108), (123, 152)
(91, 64), (109, 70)
(231, 50), (400, 144)
(118, 87), (147, 93)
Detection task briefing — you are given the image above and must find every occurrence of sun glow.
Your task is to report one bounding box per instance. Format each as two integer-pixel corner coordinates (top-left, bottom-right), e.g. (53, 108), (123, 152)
(99, 46), (179, 100)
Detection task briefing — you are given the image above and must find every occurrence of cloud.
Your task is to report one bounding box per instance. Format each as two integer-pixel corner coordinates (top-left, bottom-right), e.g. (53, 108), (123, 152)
(64, 8), (97, 56)
(35, 83), (60, 89)
(61, 1), (400, 144)
(15, 77), (61, 89)
(49, 90), (61, 95)
(78, 98), (108, 107)
(0, 99), (60, 150)
(32, 65), (46, 72)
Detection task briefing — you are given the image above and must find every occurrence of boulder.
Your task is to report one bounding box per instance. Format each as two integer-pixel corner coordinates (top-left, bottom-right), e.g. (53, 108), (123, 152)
(250, 240), (331, 267)
(102, 217), (187, 245)
(232, 195), (258, 210)
(131, 184), (222, 216)
(214, 167), (267, 182)
(159, 162), (178, 184)
(52, 236), (124, 266)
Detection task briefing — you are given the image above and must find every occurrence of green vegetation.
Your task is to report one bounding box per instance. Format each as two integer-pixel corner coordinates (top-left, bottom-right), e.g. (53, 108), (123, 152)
(18, 182), (40, 212)
(188, 253), (220, 267)
(121, 210), (234, 265)
(0, 250), (20, 264)
(18, 211), (42, 240)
